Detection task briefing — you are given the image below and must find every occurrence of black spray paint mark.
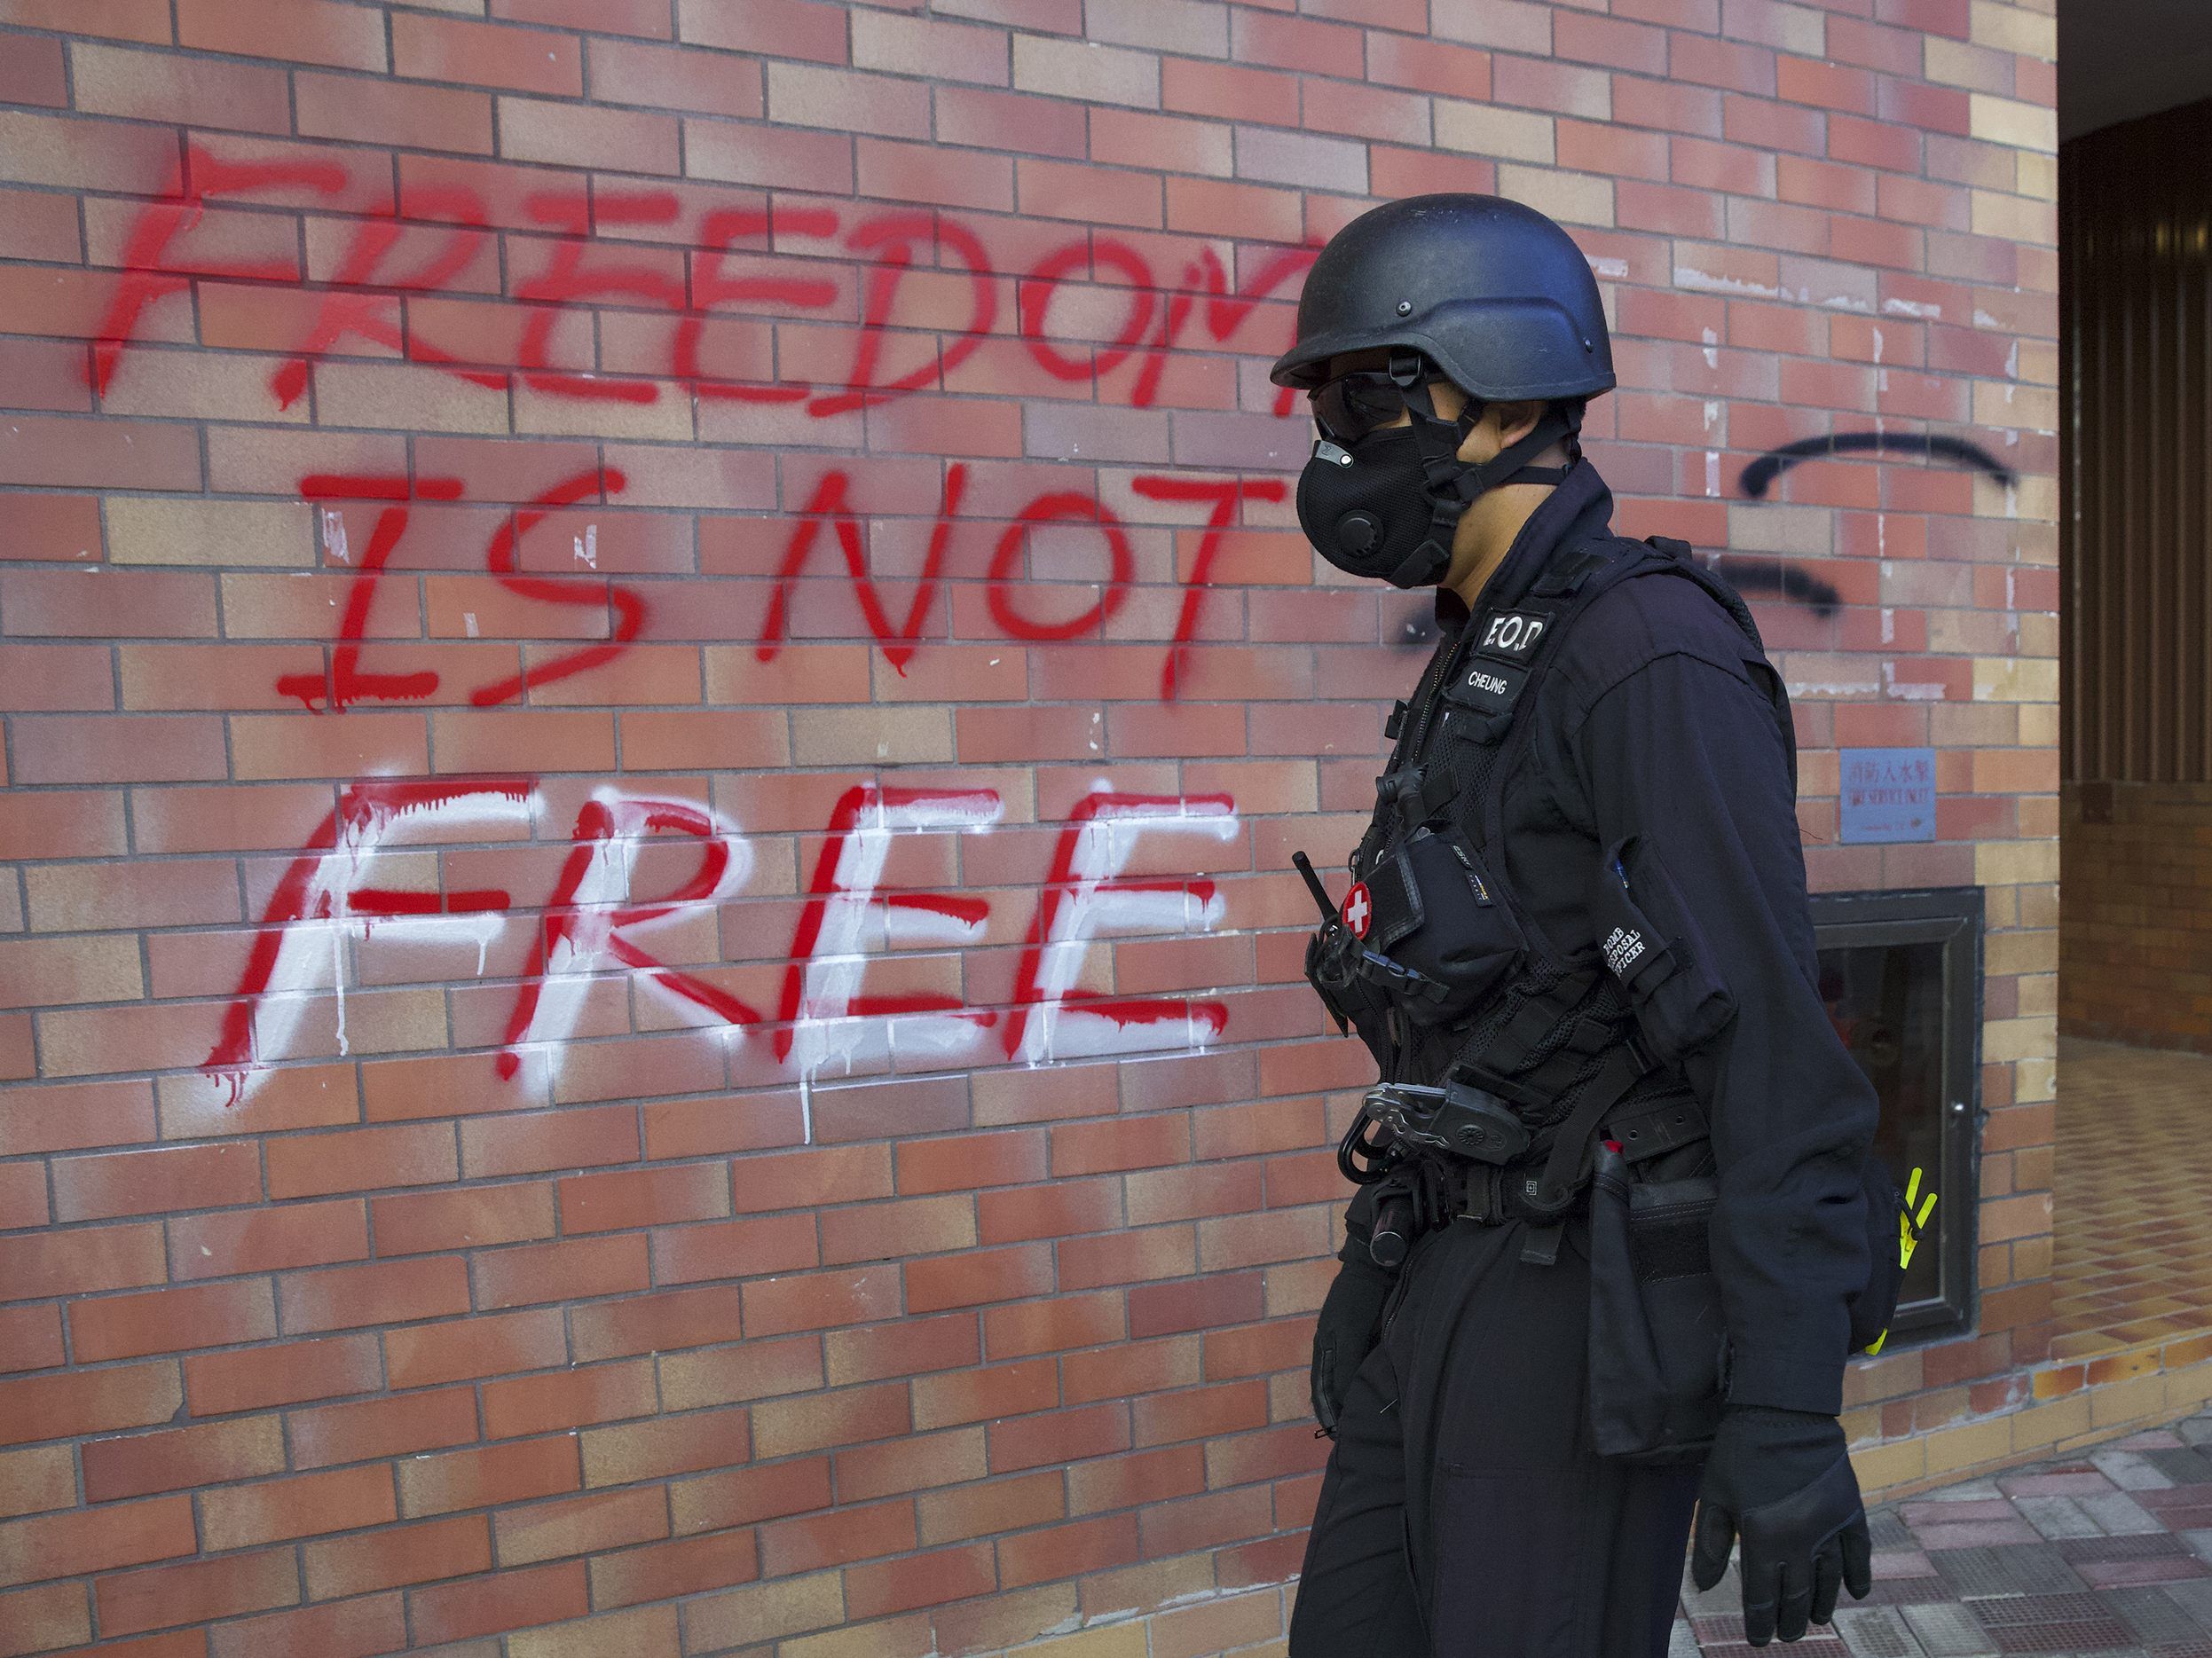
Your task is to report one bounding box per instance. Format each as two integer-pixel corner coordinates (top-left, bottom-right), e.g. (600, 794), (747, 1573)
(1739, 431), (2017, 499)
(1395, 553), (1840, 651)
(1389, 428), (2015, 648)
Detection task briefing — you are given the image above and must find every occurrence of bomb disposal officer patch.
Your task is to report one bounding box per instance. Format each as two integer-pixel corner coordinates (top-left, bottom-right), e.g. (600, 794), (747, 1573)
(1476, 609), (1548, 661)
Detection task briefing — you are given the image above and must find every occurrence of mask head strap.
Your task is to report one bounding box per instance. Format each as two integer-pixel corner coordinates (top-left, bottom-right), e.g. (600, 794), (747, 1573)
(1383, 357), (1581, 588)
(1440, 401), (1585, 502)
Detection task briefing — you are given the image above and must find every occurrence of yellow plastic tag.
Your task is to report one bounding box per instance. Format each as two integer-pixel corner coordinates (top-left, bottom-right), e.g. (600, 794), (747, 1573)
(1863, 1167), (1936, 1357)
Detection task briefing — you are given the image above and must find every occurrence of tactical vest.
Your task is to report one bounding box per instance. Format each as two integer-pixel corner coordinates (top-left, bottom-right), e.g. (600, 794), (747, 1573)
(1319, 521), (1794, 1167)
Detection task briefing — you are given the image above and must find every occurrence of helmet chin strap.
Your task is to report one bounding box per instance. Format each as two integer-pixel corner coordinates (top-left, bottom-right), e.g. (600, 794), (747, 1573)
(1384, 351), (1583, 588)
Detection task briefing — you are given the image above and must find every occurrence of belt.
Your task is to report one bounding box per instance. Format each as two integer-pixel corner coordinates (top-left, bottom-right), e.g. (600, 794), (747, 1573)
(1367, 1150), (1592, 1272)
(1364, 1052), (1709, 1271)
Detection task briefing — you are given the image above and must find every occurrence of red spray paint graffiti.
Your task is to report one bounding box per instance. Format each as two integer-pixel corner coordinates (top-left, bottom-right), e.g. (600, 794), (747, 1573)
(90, 147), (1319, 421)
(277, 469), (642, 711)
(91, 143), (1317, 710)
(753, 466), (1286, 695)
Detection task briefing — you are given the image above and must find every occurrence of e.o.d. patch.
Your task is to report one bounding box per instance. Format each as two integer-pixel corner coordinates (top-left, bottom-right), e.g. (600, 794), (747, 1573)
(1473, 608), (1551, 664)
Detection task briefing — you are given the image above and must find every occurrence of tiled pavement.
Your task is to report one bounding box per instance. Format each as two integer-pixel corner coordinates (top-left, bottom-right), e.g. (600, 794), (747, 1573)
(2050, 1039), (2212, 1363)
(1667, 1403), (2212, 1657)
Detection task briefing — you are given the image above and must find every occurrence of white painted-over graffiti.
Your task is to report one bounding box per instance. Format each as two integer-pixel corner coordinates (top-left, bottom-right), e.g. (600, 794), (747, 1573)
(781, 787), (1005, 1120)
(205, 778), (1245, 1108)
(1005, 790), (1240, 1067)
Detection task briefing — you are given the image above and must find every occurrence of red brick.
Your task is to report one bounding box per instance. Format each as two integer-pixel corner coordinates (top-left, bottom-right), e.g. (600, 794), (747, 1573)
(680, 0), (850, 63)
(936, 85), (1087, 157)
(906, 1243), (1055, 1314)
(393, 12), (583, 95)
(176, 0), (389, 69)
(1067, 1443), (1205, 1516)
(844, 1540), (996, 1621)
(588, 1531), (760, 1609)
(287, 1385), (480, 1470)
(917, 1468), (1065, 1545)
(50, 1142), (259, 1222)
(895, 1130), (1045, 1194)
(0, 0), (171, 42)
(0, 1167), (47, 1232)
(0, 1494), (196, 1589)
(264, 1122), (459, 1199)
(570, 1285), (746, 1364)
(668, 1456), (833, 1536)
(1066, 1334), (1201, 1406)
(0, 1583), (88, 1653)
(279, 1255), (473, 1334)
(71, 1279), (277, 1363)
(477, 1233), (651, 1310)
(1131, 1379), (1270, 1447)
(202, 1465), (398, 1552)
(997, 1512), (1139, 1589)
(0, 1222), (164, 1301)
(185, 1335), (375, 1414)
(304, 1514), (492, 1601)
(1059, 1223), (1197, 1290)
(460, 1104), (640, 1178)
(579, 1403), (752, 1488)
(1129, 1271), (1265, 1339)
(988, 1401), (1130, 1473)
(588, 37), (762, 117)
(499, 0), (671, 35)
(983, 1290), (1126, 1360)
(69, 42), (291, 133)
(494, 1485), (669, 1566)
(372, 1183), (558, 1259)
(483, 1358), (658, 1440)
(1137, 1484), (1272, 1559)
(0, 1361), (181, 1446)
(94, 1545), (301, 1637)
(170, 1198), (369, 1281)
(751, 1380), (909, 1459)
(834, 1427), (989, 1505)
(295, 71), (494, 155)
(208, 1593), (409, 1658)
(500, 95), (680, 173)
(759, 1497), (917, 1575)
(406, 1560), (589, 1645)
(398, 1434), (581, 1519)
(660, 1335), (823, 1412)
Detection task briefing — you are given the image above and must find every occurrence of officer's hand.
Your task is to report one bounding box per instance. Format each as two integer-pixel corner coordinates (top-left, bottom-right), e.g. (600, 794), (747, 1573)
(1309, 1245), (1394, 1438)
(1690, 1406), (1872, 1645)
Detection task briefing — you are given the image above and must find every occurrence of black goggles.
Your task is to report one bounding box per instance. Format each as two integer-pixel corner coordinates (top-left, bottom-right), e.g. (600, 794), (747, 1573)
(1309, 369), (1416, 444)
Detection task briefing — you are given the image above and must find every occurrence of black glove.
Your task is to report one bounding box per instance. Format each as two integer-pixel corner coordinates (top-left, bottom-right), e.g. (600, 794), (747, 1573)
(1690, 1405), (1873, 1645)
(1309, 1212), (1396, 1438)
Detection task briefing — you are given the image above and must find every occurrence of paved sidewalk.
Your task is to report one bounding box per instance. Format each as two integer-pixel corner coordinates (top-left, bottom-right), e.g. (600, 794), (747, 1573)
(1668, 1405), (2212, 1657)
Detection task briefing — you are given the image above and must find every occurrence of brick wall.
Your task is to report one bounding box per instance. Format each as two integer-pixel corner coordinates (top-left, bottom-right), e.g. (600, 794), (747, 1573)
(0, 0), (2058, 1652)
(2060, 783), (2212, 1056)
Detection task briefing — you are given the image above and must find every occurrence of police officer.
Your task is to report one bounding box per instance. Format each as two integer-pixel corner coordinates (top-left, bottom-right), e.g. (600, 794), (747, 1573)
(1274, 194), (1884, 1656)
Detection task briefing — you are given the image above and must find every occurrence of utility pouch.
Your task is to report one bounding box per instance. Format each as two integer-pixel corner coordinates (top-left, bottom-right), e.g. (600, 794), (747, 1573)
(1586, 1142), (1725, 1463)
(1586, 834), (1736, 1066)
(1363, 825), (1527, 1026)
(1305, 920), (1394, 1071)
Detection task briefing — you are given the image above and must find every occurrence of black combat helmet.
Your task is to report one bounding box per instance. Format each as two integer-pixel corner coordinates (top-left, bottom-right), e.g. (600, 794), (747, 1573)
(1270, 193), (1614, 403)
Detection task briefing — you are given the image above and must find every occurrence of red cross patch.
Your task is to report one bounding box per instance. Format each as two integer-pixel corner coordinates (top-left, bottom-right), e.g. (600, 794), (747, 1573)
(1341, 881), (1372, 939)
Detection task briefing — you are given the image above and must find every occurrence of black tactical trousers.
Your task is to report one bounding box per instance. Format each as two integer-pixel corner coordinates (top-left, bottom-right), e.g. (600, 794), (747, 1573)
(1289, 1208), (1703, 1658)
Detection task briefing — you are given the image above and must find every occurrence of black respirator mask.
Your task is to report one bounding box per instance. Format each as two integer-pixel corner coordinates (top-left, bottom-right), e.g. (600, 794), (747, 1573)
(1295, 353), (1580, 588)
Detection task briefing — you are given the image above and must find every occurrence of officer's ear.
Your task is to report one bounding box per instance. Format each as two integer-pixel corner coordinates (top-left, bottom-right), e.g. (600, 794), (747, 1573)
(1490, 400), (1547, 448)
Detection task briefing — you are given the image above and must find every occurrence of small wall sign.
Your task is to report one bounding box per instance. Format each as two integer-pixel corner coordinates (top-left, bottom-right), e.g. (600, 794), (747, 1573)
(1839, 747), (1937, 843)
